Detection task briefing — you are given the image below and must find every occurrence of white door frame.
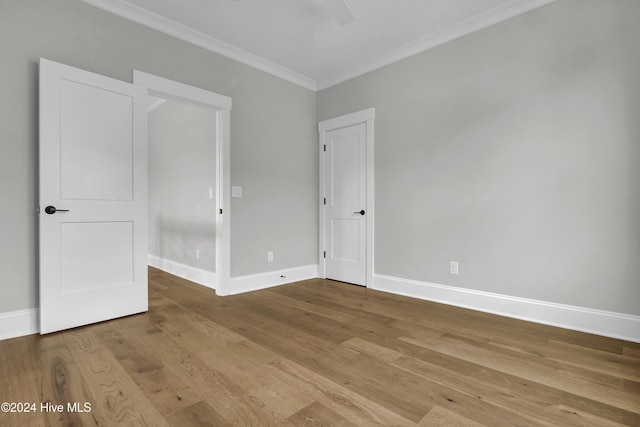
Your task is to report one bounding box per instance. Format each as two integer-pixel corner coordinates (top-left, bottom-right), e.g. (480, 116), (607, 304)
(318, 108), (375, 288)
(133, 71), (232, 296)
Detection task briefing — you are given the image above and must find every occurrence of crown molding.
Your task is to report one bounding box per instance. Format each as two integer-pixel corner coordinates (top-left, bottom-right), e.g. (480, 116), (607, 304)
(79, 0), (318, 91)
(80, 0), (555, 92)
(316, 0), (557, 90)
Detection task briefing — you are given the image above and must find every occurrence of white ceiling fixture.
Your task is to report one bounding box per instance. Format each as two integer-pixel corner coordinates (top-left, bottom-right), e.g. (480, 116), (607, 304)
(80, 0), (557, 91)
(326, 0), (356, 26)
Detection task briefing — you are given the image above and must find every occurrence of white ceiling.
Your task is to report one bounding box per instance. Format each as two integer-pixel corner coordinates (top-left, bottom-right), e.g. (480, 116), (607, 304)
(81, 0), (555, 90)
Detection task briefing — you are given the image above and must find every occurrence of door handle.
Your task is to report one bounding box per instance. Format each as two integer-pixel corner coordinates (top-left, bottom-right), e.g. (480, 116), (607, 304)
(354, 210), (365, 215)
(44, 205), (70, 215)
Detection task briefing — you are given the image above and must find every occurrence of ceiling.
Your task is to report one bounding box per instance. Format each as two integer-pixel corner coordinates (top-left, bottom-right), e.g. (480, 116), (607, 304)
(81, 0), (555, 90)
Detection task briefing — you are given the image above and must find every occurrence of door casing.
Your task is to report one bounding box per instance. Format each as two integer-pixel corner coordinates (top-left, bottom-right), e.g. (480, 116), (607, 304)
(133, 71), (232, 296)
(318, 108), (375, 287)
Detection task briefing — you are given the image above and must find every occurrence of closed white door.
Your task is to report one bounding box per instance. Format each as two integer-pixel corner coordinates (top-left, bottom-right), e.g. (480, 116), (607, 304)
(323, 123), (367, 285)
(39, 58), (148, 334)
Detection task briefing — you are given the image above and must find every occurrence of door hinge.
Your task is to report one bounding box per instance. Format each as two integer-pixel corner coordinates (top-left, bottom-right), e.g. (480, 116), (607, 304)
(323, 144), (326, 152)
(323, 197), (326, 205)
(323, 251), (326, 258)
(219, 209), (223, 214)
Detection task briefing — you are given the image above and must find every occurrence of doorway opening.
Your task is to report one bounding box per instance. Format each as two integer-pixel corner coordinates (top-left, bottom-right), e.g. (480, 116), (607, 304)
(147, 98), (217, 287)
(134, 71), (232, 295)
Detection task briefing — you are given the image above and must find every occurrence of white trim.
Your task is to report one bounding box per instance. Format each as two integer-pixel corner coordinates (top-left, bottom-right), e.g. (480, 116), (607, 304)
(148, 255), (216, 290)
(0, 309), (39, 341)
(134, 71), (231, 296)
(227, 265), (319, 296)
(373, 274), (640, 344)
(316, 0), (557, 90)
(216, 108), (232, 296)
(79, 0), (316, 91)
(80, 0), (554, 92)
(147, 96), (166, 112)
(318, 108), (375, 132)
(135, 71), (231, 111)
(318, 108), (375, 288)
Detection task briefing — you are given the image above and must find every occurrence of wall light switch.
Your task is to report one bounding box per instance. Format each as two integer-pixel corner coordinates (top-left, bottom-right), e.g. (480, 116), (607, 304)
(208, 188), (214, 200)
(267, 251), (274, 262)
(232, 186), (242, 197)
(450, 261), (459, 275)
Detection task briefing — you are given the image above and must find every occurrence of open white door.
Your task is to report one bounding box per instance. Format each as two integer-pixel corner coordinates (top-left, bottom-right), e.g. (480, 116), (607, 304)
(39, 58), (148, 334)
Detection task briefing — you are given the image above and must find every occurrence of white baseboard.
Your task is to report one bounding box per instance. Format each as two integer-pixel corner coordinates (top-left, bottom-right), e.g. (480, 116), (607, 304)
(148, 255), (217, 290)
(6, 270), (635, 343)
(373, 274), (640, 343)
(0, 309), (39, 341)
(228, 264), (319, 295)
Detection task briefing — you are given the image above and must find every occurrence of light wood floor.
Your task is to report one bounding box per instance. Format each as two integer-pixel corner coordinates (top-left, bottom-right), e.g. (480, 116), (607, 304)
(1, 267), (639, 426)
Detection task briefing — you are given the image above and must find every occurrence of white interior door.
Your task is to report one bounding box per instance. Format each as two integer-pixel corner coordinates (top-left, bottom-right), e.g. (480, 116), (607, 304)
(323, 123), (367, 285)
(39, 58), (148, 334)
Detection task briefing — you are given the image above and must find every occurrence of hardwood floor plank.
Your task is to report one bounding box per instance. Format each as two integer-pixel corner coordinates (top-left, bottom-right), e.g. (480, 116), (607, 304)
(315, 354), (433, 422)
(194, 299), (362, 366)
(623, 346), (640, 359)
(180, 302), (428, 421)
(419, 406), (487, 427)
(344, 351), (541, 426)
(165, 401), (233, 427)
(264, 357), (417, 426)
(381, 335), (639, 426)
(134, 322), (292, 426)
(287, 401), (358, 426)
(1, 268), (637, 426)
(149, 291), (248, 347)
(0, 337), (46, 427)
(64, 329), (169, 426)
(26, 332), (100, 427)
(543, 339), (640, 381)
(233, 297), (354, 346)
(260, 289), (359, 324)
(394, 351), (631, 426)
(194, 337), (313, 420)
(399, 333), (640, 414)
(92, 321), (202, 417)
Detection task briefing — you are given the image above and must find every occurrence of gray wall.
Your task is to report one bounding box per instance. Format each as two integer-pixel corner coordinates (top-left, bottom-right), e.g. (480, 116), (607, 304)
(317, 0), (640, 316)
(2, 0), (637, 320)
(148, 100), (217, 272)
(0, 0), (317, 313)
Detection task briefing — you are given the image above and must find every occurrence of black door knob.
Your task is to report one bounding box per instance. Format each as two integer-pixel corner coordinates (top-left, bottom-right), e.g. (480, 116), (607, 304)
(44, 206), (70, 215)
(354, 210), (365, 215)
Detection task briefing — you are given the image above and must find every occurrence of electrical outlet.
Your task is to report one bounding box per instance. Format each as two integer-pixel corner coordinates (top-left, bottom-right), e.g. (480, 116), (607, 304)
(450, 261), (459, 275)
(196, 249), (200, 260)
(267, 251), (274, 262)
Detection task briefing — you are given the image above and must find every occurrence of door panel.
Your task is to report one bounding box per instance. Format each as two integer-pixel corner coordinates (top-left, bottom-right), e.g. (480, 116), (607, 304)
(60, 222), (134, 294)
(324, 123), (367, 285)
(39, 58), (147, 334)
(331, 218), (360, 262)
(331, 135), (361, 205)
(60, 79), (134, 201)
